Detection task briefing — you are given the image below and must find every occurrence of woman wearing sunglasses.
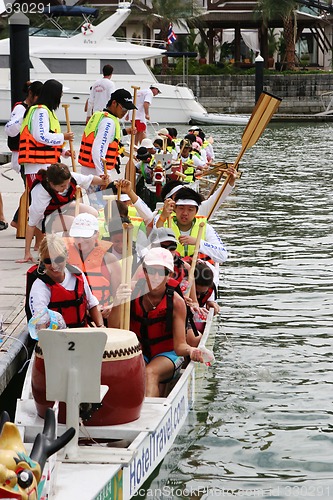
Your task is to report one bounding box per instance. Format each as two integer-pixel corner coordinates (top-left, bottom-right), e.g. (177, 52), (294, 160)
(130, 247), (204, 397)
(17, 163), (109, 264)
(26, 233), (103, 329)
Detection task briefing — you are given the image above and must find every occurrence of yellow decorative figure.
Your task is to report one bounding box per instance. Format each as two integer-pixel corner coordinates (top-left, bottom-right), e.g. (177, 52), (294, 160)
(0, 409), (75, 499)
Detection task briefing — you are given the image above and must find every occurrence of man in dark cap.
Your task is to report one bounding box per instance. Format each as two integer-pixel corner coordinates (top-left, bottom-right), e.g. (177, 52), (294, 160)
(78, 88), (137, 208)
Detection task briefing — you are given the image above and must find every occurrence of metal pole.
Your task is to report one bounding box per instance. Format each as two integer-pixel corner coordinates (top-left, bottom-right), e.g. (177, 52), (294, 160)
(255, 54), (264, 104)
(9, 12), (30, 109)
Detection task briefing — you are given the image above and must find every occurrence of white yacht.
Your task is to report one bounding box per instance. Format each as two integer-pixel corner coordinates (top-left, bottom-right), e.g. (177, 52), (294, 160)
(0, 1), (248, 125)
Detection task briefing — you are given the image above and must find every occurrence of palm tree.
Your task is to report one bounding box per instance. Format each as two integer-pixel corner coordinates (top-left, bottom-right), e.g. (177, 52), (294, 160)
(257, 0), (298, 70)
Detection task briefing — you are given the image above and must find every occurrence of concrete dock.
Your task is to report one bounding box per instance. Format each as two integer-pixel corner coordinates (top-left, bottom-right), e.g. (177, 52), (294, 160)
(0, 162), (35, 398)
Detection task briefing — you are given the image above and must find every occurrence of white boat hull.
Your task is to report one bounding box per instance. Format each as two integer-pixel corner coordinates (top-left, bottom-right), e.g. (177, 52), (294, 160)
(190, 111), (250, 126)
(15, 311), (214, 499)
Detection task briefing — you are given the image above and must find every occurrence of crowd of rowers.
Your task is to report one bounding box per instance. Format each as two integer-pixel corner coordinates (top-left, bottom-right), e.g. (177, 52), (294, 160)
(4, 79), (237, 397)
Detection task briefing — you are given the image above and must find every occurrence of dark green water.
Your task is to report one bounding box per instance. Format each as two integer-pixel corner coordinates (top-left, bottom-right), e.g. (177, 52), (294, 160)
(140, 122), (333, 499)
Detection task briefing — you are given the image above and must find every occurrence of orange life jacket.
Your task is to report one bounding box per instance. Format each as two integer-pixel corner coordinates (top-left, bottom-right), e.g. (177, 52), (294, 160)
(78, 111), (120, 171)
(19, 105), (63, 164)
(66, 239), (112, 306)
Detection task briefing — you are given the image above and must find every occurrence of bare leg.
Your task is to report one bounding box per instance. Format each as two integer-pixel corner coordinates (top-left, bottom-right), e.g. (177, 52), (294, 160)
(145, 356), (174, 397)
(0, 193), (8, 230)
(0, 193), (6, 222)
(33, 228), (44, 251)
(135, 130), (146, 146)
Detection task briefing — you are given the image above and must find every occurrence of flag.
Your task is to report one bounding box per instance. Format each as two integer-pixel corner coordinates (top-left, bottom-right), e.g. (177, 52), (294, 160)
(167, 23), (177, 45)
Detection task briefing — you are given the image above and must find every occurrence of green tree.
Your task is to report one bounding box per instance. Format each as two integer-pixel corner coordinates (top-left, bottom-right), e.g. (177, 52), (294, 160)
(135, 0), (202, 73)
(257, 0), (298, 70)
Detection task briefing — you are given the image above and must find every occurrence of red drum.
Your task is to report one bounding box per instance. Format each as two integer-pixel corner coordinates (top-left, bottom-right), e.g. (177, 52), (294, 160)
(31, 328), (146, 426)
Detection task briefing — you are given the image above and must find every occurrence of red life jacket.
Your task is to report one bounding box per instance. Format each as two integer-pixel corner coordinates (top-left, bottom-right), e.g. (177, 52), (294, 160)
(26, 264), (88, 328)
(198, 284), (216, 307)
(31, 174), (78, 217)
(130, 278), (181, 360)
(7, 101), (28, 151)
(66, 239), (112, 306)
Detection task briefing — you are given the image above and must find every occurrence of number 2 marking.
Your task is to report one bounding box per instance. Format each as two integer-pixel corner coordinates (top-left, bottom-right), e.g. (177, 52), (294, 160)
(68, 341), (75, 351)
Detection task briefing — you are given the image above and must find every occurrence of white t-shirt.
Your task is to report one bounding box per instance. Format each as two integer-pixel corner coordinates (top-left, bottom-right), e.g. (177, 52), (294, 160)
(86, 78), (116, 118)
(29, 267), (99, 317)
(132, 88), (153, 123)
(5, 102), (26, 173)
(28, 172), (94, 228)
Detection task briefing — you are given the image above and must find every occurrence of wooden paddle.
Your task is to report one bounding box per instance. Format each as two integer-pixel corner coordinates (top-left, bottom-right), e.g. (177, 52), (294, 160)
(124, 224), (133, 330)
(199, 162), (229, 177)
(16, 181), (29, 239)
(183, 222), (205, 298)
(62, 103), (82, 217)
(207, 91), (282, 220)
(120, 222), (133, 330)
(125, 85), (140, 191)
(103, 195), (117, 224)
(62, 104), (76, 172)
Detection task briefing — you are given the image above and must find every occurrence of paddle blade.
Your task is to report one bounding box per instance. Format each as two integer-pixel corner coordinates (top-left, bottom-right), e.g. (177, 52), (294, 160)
(242, 92), (282, 150)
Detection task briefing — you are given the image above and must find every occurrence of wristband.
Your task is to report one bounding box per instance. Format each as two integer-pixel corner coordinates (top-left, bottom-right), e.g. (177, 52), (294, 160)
(159, 215), (166, 222)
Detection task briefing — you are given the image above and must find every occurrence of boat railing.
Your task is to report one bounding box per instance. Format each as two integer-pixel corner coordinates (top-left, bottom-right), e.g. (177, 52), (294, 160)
(115, 36), (166, 48)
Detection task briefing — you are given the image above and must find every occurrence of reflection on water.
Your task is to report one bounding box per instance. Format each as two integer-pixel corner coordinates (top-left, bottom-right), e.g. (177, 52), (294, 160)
(136, 122), (333, 499)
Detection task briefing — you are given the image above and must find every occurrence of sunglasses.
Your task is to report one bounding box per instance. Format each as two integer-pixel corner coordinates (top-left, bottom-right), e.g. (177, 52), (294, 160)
(161, 243), (177, 251)
(117, 103), (128, 112)
(43, 255), (66, 265)
(144, 267), (170, 277)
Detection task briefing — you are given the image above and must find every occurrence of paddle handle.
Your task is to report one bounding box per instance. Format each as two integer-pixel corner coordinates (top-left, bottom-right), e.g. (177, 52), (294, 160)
(126, 85), (140, 190)
(62, 104), (76, 172)
(124, 224), (133, 331)
(120, 223), (128, 330)
(101, 157), (107, 176)
(103, 194), (117, 223)
(208, 169), (225, 198)
(184, 222), (205, 298)
(74, 186), (81, 217)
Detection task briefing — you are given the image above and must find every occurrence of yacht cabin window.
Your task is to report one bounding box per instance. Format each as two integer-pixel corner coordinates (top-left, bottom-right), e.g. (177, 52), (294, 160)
(100, 60), (134, 75)
(41, 59), (86, 74)
(0, 55), (10, 68)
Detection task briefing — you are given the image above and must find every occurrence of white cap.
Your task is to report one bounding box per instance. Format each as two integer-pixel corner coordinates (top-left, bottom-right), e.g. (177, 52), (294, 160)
(143, 247), (174, 272)
(149, 227), (178, 246)
(69, 213), (99, 238)
(140, 138), (155, 149)
(120, 194), (131, 202)
(157, 128), (169, 137)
